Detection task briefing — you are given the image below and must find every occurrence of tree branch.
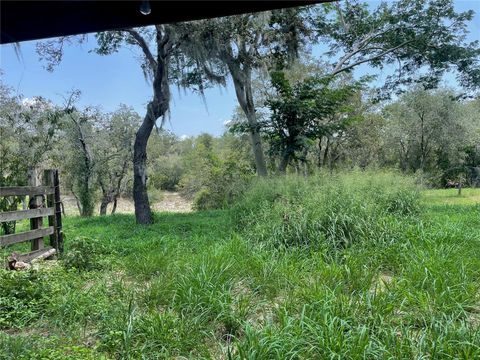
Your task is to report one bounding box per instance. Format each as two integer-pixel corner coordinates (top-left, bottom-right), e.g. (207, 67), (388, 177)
(335, 2), (349, 32)
(331, 29), (388, 74)
(124, 29), (157, 73)
(331, 40), (414, 76)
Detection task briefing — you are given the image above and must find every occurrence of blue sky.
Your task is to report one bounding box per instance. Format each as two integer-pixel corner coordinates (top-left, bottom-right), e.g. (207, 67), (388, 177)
(1, 1), (479, 137)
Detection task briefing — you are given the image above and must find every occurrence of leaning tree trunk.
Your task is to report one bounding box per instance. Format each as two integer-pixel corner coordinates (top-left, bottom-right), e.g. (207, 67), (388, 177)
(229, 64), (268, 176)
(98, 180), (110, 216)
(133, 29), (171, 224)
(133, 109), (156, 224)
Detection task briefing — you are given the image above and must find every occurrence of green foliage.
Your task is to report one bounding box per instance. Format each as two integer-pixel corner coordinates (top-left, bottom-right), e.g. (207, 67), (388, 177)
(0, 269), (61, 329)
(96, 105), (139, 213)
(233, 171), (420, 250)
(147, 130), (186, 191)
(0, 334), (103, 360)
(263, 71), (361, 171)
(316, 0), (480, 95)
(0, 80), (63, 231)
(62, 237), (109, 271)
(191, 157), (253, 211)
(180, 133), (255, 210)
(2, 5), (480, 357)
(383, 87), (473, 186)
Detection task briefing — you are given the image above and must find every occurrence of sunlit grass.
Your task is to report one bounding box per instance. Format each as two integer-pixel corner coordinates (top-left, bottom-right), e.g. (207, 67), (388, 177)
(422, 188), (480, 206)
(1, 176), (480, 358)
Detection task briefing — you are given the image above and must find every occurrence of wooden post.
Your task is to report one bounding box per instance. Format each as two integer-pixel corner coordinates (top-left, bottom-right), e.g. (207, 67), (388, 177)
(43, 169), (63, 254)
(44, 169), (58, 252)
(28, 168), (43, 251)
(53, 170), (63, 253)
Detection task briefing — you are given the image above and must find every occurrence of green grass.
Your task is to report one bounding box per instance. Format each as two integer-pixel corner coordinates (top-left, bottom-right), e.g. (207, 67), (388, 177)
(423, 187), (480, 206)
(1, 174), (480, 359)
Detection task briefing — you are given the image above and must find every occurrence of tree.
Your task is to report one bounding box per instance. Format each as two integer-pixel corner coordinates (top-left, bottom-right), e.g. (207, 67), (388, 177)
(337, 111), (386, 170)
(383, 87), (467, 184)
(264, 71), (359, 173)
(182, 8), (313, 176)
(461, 98), (480, 186)
(38, 24), (220, 224)
(96, 105), (139, 215)
(60, 95), (99, 217)
(179, 133), (255, 209)
(96, 27), (176, 223)
(315, 0), (480, 96)
(0, 79), (62, 233)
(147, 130), (186, 191)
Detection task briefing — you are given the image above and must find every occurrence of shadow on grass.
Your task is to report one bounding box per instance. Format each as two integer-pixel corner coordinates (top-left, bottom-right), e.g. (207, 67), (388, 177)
(61, 210), (233, 252)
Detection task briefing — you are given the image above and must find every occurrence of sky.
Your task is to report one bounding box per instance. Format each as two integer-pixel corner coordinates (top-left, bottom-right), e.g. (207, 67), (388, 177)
(1, 1), (479, 137)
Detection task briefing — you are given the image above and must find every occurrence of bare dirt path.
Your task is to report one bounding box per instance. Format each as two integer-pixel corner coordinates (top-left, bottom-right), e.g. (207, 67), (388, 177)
(152, 191), (192, 213)
(61, 191), (192, 216)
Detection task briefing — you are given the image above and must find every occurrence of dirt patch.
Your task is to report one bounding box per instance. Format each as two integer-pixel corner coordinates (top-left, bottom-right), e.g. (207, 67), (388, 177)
(152, 192), (192, 213)
(370, 273), (394, 294)
(467, 312), (480, 328)
(2, 327), (50, 337)
(61, 191), (192, 216)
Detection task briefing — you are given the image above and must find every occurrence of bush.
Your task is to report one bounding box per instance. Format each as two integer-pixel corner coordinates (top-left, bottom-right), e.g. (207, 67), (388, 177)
(147, 188), (164, 204)
(62, 236), (109, 272)
(148, 156), (184, 191)
(232, 171), (421, 250)
(181, 156), (254, 211)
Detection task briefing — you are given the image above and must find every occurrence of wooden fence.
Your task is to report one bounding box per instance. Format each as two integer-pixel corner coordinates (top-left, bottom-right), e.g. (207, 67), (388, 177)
(0, 169), (63, 267)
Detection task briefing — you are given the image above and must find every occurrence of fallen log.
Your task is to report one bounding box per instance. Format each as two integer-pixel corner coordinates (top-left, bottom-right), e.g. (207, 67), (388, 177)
(5, 247), (57, 270)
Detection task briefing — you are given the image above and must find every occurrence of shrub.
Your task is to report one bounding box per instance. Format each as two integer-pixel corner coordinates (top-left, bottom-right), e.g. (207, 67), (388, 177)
(148, 156), (184, 191)
(232, 171), (421, 250)
(183, 156), (254, 211)
(62, 236), (109, 271)
(147, 188), (164, 204)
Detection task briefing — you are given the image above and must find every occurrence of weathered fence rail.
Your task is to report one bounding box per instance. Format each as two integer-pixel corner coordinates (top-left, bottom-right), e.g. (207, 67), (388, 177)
(0, 169), (63, 268)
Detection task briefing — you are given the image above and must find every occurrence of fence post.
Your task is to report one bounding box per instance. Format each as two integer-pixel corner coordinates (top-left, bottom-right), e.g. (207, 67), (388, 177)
(28, 168), (43, 251)
(53, 170), (63, 254)
(44, 169), (58, 252)
(43, 169), (64, 254)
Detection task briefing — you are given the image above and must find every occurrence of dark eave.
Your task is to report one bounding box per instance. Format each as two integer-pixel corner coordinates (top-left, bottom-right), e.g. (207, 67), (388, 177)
(1, 1), (325, 44)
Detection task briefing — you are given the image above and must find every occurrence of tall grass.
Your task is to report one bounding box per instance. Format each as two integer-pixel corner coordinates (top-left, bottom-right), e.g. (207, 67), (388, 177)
(233, 171), (421, 251)
(2, 172), (480, 359)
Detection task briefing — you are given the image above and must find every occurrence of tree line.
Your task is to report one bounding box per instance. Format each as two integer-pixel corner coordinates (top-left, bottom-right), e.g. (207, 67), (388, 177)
(2, 0), (479, 223)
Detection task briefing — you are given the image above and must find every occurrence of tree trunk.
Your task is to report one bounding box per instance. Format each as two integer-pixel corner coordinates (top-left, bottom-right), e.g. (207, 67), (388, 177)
(69, 112), (95, 217)
(249, 120), (268, 176)
(72, 190), (82, 216)
(228, 62), (267, 176)
(133, 27), (171, 224)
(420, 113), (426, 171)
(99, 197), (109, 216)
(278, 148), (290, 174)
(111, 197), (118, 215)
(323, 136), (330, 168)
(80, 172), (94, 217)
(133, 111), (155, 224)
(111, 159), (127, 216)
(317, 138), (323, 168)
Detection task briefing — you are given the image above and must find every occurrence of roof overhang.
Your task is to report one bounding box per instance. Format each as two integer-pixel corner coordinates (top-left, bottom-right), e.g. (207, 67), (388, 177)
(1, 1), (326, 44)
